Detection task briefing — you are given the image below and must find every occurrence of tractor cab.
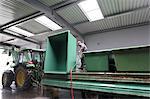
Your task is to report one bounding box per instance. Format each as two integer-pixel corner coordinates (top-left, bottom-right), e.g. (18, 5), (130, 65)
(18, 49), (45, 69)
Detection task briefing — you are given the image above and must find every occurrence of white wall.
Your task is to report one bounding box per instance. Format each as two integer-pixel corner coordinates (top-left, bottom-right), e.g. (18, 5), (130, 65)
(84, 25), (150, 51)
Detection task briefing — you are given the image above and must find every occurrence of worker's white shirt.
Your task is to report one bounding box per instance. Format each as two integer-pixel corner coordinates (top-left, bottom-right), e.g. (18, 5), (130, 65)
(77, 42), (87, 58)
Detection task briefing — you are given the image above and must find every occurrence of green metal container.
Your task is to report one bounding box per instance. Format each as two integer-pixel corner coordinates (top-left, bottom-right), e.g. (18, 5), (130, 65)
(84, 51), (109, 71)
(44, 30), (76, 74)
(113, 46), (150, 72)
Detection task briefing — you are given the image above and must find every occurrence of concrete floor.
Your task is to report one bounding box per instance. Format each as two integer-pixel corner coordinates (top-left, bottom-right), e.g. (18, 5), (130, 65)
(0, 83), (148, 99)
(0, 83), (83, 99)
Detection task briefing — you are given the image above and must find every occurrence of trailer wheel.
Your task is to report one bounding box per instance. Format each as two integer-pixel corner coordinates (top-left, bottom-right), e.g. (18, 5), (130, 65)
(2, 70), (14, 88)
(15, 66), (31, 90)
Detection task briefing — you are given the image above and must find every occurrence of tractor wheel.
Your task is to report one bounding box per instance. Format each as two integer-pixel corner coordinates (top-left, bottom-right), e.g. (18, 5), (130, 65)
(2, 70), (14, 88)
(15, 66), (31, 90)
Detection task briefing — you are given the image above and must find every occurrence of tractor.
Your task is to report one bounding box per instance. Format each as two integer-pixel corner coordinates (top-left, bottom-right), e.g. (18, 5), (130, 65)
(2, 48), (45, 90)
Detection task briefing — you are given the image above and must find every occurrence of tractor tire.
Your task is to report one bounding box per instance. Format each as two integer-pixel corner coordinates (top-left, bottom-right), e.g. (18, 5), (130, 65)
(15, 66), (31, 90)
(2, 70), (14, 88)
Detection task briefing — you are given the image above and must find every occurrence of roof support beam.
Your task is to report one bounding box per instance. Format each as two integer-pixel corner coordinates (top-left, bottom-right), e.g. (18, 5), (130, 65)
(0, 11), (43, 30)
(0, 38), (15, 43)
(0, 30), (39, 44)
(0, 10), (43, 45)
(0, 0), (81, 31)
(0, 42), (20, 48)
(20, 0), (83, 40)
(0, 11), (43, 45)
(84, 22), (150, 36)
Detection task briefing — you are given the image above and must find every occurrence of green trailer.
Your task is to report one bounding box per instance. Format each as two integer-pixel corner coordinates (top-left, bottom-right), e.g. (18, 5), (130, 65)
(42, 30), (150, 98)
(84, 51), (109, 71)
(113, 46), (150, 72)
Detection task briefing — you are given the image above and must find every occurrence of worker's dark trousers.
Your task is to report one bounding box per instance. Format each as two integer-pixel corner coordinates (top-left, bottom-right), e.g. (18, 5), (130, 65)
(76, 53), (86, 72)
(80, 55), (86, 71)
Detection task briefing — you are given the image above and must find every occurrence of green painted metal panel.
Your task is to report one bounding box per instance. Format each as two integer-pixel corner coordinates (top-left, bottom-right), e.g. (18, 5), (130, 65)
(84, 52), (109, 71)
(113, 46), (150, 72)
(67, 32), (76, 72)
(42, 79), (150, 97)
(44, 30), (76, 74)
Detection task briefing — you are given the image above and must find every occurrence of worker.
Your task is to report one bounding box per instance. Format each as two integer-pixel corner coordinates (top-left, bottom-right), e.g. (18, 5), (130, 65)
(76, 41), (87, 72)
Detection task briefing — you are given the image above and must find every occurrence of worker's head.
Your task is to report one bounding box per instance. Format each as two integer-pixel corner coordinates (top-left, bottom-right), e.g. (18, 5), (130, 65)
(77, 41), (81, 44)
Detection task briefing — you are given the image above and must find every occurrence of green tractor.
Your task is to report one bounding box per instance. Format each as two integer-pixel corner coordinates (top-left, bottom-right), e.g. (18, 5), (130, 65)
(2, 48), (45, 90)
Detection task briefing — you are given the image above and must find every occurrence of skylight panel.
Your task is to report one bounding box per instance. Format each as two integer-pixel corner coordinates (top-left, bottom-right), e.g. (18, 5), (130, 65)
(35, 15), (62, 31)
(78, 0), (104, 22)
(8, 26), (34, 37)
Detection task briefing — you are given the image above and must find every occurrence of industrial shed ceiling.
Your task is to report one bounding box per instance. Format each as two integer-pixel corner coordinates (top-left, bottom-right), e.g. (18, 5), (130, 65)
(0, 0), (37, 25)
(5, 38), (33, 46)
(56, 4), (88, 24)
(74, 7), (150, 34)
(39, 0), (66, 7)
(18, 19), (50, 34)
(0, 34), (14, 42)
(56, 0), (150, 24)
(0, 0), (149, 47)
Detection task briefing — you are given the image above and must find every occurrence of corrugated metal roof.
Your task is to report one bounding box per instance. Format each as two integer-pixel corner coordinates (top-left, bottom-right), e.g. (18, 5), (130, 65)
(0, 0), (37, 25)
(56, 0), (149, 25)
(98, 0), (150, 16)
(1, 0), (149, 40)
(0, 34), (14, 42)
(39, 0), (66, 7)
(74, 7), (150, 34)
(56, 4), (88, 24)
(6, 38), (32, 46)
(18, 19), (50, 34)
